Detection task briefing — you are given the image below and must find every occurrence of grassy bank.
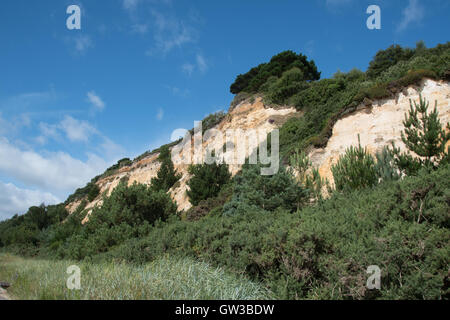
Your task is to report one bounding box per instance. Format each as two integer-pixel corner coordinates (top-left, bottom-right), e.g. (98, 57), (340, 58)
(0, 253), (272, 300)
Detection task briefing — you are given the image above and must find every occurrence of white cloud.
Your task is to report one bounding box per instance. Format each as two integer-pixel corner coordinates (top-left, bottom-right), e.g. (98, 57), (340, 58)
(156, 108), (164, 121)
(132, 24), (149, 34)
(0, 137), (109, 194)
(182, 54), (209, 76)
(59, 116), (98, 142)
(0, 113), (32, 137)
(167, 86), (190, 98)
(123, 0), (141, 11)
(196, 54), (208, 73)
(36, 122), (60, 145)
(182, 63), (195, 76)
(87, 91), (105, 110)
(0, 90), (56, 111)
(99, 137), (126, 160)
(0, 182), (60, 220)
(397, 0), (424, 32)
(73, 35), (93, 54)
(147, 10), (197, 55)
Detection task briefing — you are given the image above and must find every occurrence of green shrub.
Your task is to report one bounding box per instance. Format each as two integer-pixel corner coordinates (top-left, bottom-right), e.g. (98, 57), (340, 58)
(367, 44), (415, 79)
(391, 95), (450, 175)
(103, 165), (450, 299)
(87, 184), (100, 201)
(186, 162), (231, 206)
(55, 182), (177, 260)
(185, 183), (233, 221)
(331, 136), (378, 192)
(223, 164), (307, 215)
(150, 145), (181, 192)
(230, 50), (320, 94)
(389, 69), (437, 89)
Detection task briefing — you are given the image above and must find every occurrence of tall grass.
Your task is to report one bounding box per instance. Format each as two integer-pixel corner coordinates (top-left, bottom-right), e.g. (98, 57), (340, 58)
(0, 253), (272, 300)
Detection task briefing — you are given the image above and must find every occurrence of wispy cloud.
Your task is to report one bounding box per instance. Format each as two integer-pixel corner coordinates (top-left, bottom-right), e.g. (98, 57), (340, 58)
(196, 54), (208, 73)
(36, 122), (60, 145)
(156, 108), (164, 121)
(166, 86), (190, 98)
(0, 112), (31, 136)
(131, 23), (149, 34)
(182, 63), (195, 76)
(123, 0), (141, 11)
(182, 54), (209, 76)
(397, 0), (424, 32)
(73, 35), (93, 54)
(146, 10), (197, 56)
(0, 89), (57, 112)
(87, 91), (106, 110)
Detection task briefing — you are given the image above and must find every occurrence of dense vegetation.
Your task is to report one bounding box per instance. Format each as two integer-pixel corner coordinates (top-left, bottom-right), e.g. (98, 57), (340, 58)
(150, 145), (181, 192)
(186, 162), (231, 206)
(1, 42), (449, 300)
(230, 50), (321, 94)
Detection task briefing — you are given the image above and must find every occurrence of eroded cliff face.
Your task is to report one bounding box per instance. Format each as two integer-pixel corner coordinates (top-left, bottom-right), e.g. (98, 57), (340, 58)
(308, 79), (450, 185)
(68, 79), (450, 223)
(67, 97), (298, 223)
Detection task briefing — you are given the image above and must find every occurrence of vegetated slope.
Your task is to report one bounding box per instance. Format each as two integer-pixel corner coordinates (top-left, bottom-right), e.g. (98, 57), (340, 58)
(0, 253), (271, 300)
(308, 79), (450, 184)
(90, 164), (450, 300)
(62, 42), (450, 223)
(1, 42), (449, 300)
(66, 98), (298, 221)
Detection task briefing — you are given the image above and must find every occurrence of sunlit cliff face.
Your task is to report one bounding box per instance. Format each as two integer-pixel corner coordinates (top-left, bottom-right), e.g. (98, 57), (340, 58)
(308, 79), (450, 186)
(67, 79), (449, 223)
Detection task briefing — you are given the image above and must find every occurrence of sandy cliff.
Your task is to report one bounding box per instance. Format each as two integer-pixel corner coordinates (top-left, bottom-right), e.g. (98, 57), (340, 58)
(67, 79), (450, 223)
(308, 79), (450, 185)
(68, 97), (298, 222)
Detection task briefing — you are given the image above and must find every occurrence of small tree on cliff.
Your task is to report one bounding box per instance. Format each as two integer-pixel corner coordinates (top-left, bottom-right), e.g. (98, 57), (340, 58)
(391, 95), (450, 175)
(151, 145), (181, 192)
(331, 136), (378, 192)
(186, 162), (231, 206)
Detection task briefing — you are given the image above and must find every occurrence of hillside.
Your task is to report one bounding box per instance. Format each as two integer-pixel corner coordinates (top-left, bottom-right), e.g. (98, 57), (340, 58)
(65, 98), (299, 222)
(66, 79), (449, 222)
(1, 42), (449, 300)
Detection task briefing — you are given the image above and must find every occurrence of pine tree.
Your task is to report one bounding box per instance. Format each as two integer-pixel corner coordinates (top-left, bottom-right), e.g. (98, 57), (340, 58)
(331, 135), (377, 192)
(150, 145), (181, 192)
(186, 162), (231, 206)
(391, 95), (450, 175)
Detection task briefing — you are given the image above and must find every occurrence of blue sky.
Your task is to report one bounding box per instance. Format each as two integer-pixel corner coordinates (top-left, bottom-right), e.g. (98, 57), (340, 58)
(0, 0), (449, 219)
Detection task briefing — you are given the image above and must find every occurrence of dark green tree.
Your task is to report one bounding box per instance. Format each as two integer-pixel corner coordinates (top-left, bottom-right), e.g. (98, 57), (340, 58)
(331, 136), (378, 192)
(151, 145), (181, 192)
(391, 95), (450, 175)
(87, 184), (100, 201)
(186, 162), (231, 206)
(223, 164), (307, 215)
(230, 50), (320, 94)
(367, 44), (415, 79)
